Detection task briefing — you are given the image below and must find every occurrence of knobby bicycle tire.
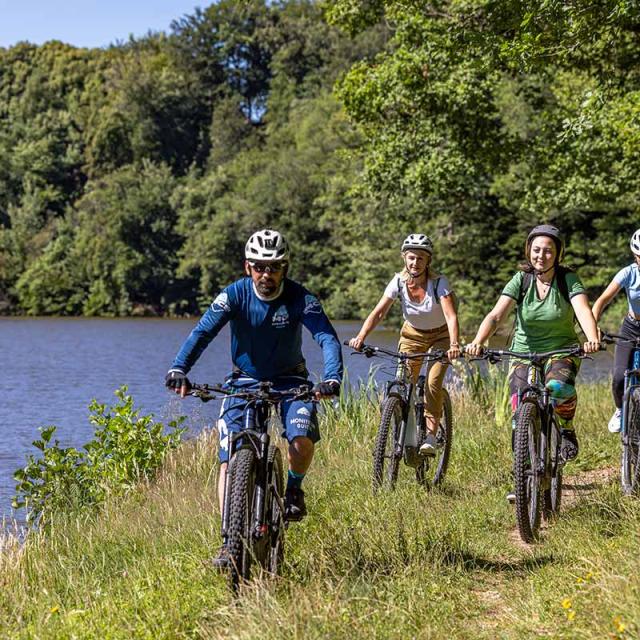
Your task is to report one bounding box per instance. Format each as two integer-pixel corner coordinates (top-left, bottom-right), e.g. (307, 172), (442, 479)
(542, 421), (562, 519)
(622, 388), (640, 495)
(416, 388), (453, 488)
(514, 401), (542, 543)
(267, 445), (285, 574)
(226, 447), (257, 592)
(372, 395), (403, 491)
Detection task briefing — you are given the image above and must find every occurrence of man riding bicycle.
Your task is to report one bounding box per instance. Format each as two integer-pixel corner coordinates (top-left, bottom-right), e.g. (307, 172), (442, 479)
(165, 229), (343, 566)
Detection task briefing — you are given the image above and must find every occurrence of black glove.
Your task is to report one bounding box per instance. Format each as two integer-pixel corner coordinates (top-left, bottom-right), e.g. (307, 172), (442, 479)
(165, 369), (191, 392)
(313, 380), (340, 397)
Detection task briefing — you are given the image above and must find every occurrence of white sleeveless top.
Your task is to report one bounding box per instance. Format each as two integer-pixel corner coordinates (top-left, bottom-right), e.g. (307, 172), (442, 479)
(383, 274), (452, 330)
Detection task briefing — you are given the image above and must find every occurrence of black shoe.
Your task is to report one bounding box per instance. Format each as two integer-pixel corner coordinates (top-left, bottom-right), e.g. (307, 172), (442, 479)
(210, 544), (231, 570)
(284, 486), (307, 522)
(560, 429), (579, 462)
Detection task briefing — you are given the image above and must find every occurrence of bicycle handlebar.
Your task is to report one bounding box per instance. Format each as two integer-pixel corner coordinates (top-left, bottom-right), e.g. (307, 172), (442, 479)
(464, 344), (601, 364)
(343, 340), (450, 362)
(189, 382), (315, 403)
(601, 332), (640, 347)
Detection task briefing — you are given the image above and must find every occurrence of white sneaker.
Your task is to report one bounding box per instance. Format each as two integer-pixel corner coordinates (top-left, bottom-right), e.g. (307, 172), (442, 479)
(608, 409), (622, 434)
(419, 433), (437, 457)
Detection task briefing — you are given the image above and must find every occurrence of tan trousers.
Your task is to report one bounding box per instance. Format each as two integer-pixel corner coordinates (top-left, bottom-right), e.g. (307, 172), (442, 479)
(397, 321), (450, 424)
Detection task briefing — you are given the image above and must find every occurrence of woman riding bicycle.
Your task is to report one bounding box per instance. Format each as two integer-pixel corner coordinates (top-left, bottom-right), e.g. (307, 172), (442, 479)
(466, 224), (600, 463)
(349, 233), (460, 455)
(592, 228), (640, 433)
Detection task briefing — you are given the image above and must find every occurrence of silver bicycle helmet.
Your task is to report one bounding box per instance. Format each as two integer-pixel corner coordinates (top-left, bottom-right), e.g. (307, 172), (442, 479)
(245, 229), (289, 262)
(630, 229), (640, 255)
(401, 233), (434, 254)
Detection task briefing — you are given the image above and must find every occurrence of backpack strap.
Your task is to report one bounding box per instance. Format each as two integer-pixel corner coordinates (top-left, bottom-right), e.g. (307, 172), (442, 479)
(433, 276), (442, 306)
(555, 265), (571, 304)
(517, 271), (534, 305)
(518, 268), (571, 305)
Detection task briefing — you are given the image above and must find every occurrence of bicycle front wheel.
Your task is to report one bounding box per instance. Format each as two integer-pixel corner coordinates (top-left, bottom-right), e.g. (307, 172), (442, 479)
(226, 447), (257, 592)
(514, 401), (542, 543)
(267, 445), (285, 575)
(372, 395), (403, 491)
(622, 388), (640, 495)
(416, 388), (453, 488)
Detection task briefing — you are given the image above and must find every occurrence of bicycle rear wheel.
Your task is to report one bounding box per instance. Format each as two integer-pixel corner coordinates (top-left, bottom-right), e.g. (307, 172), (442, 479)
(267, 446), (285, 574)
(226, 447), (257, 592)
(543, 422), (563, 519)
(416, 388), (453, 488)
(372, 395), (403, 491)
(514, 401), (542, 543)
(622, 388), (640, 495)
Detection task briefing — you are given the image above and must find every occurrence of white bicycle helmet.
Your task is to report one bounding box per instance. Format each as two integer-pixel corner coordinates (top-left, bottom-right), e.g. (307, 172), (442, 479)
(245, 229), (290, 262)
(631, 228), (640, 256)
(401, 233), (434, 254)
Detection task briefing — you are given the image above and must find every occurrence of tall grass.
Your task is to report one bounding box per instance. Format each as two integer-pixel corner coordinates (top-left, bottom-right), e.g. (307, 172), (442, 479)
(1, 380), (638, 639)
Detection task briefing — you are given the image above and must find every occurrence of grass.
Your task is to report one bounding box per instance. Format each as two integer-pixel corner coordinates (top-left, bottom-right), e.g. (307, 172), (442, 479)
(1, 383), (639, 639)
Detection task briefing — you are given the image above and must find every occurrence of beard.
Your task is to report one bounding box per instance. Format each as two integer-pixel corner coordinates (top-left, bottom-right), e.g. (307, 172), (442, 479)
(256, 278), (278, 297)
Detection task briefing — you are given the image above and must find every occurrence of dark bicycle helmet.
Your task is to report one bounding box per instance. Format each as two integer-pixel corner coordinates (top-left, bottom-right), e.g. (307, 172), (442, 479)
(526, 224), (565, 263)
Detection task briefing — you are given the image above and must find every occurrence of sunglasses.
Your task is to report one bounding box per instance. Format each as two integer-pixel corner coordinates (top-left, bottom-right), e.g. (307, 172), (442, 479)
(249, 261), (285, 274)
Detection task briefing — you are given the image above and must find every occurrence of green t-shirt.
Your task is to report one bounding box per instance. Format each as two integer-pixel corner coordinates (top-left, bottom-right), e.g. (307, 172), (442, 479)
(501, 270), (586, 352)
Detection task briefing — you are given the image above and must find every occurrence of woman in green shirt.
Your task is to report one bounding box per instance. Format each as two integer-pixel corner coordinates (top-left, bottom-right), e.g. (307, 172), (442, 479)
(466, 225), (600, 463)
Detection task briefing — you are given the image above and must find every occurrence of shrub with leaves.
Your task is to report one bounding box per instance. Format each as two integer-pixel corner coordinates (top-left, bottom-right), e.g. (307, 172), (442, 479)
(13, 387), (185, 527)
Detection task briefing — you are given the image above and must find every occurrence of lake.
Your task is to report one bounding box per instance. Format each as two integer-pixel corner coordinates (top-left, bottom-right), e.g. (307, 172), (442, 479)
(0, 317), (613, 525)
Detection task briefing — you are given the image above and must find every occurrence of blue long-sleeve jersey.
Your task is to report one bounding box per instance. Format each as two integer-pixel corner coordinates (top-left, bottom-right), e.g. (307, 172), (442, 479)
(171, 277), (343, 383)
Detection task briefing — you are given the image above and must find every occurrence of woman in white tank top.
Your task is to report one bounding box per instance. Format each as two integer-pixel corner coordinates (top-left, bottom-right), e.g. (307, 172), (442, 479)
(348, 234), (460, 455)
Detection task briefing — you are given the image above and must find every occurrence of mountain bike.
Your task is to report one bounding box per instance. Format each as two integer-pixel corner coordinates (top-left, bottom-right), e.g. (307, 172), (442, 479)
(191, 381), (313, 592)
(601, 332), (640, 495)
(345, 342), (453, 491)
(470, 346), (588, 543)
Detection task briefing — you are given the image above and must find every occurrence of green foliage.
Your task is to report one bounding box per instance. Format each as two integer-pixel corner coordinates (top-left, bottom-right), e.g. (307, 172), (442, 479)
(12, 387), (185, 527)
(1, 0), (639, 327)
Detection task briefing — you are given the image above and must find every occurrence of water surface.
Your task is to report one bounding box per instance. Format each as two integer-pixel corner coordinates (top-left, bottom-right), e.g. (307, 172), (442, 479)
(0, 317), (612, 524)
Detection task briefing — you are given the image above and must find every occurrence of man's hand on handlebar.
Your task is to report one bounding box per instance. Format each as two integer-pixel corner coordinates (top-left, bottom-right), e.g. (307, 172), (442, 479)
(312, 380), (340, 400)
(348, 336), (365, 352)
(165, 369), (191, 397)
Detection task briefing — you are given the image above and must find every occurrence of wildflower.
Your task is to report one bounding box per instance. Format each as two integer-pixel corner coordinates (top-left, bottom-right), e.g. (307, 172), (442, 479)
(561, 598), (572, 609)
(567, 610), (576, 621)
(50, 606), (59, 614)
(613, 616), (626, 633)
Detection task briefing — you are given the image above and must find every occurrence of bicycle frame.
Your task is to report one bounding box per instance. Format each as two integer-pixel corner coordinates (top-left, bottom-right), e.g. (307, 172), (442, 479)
(621, 348), (640, 443)
(220, 394), (276, 543)
(384, 358), (422, 463)
(349, 342), (448, 468)
(515, 361), (558, 485)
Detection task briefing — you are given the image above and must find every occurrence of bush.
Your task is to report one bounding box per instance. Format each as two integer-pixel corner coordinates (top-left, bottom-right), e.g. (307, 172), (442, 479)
(13, 387), (185, 527)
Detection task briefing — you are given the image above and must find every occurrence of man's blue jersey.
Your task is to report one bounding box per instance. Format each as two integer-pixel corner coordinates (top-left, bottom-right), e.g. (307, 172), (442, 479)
(171, 277), (343, 382)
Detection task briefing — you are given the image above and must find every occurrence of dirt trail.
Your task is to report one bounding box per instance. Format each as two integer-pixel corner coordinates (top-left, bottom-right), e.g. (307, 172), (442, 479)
(561, 464), (617, 507)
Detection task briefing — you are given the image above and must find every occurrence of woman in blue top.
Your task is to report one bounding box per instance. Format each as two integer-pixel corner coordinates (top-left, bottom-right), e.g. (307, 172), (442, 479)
(593, 229), (640, 433)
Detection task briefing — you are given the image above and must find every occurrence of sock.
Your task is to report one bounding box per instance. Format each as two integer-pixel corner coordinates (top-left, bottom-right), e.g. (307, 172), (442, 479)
(287, 469), (305, 491)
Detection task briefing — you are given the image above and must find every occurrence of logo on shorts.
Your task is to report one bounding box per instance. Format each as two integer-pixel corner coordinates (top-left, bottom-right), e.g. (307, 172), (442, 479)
(297, 407), (311, 416)
(211, 291), (231, 313)
(303, 294), (322, 315)
(272, 305), (289, 328)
